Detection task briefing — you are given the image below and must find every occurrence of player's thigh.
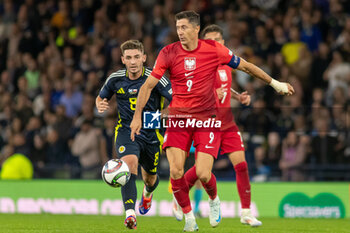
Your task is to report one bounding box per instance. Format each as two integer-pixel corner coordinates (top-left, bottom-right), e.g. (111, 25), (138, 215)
(162, 127), (193, 152)
(115, 131), (141, 174)
(220, 129), (245, 155)
(195, 151), (214, 182)
(221, 129), (245, 165)
(228, 151), (246, 166)
(166, 147), (187, 179)
(193, 129), (221, 158)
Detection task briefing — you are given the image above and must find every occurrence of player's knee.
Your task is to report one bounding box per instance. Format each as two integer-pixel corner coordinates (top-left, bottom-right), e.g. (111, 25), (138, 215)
(169, 167), (184, 179)
(143, 175), (156, 187)
(126, 161), (138, 174)
(196, 169), (211, 183)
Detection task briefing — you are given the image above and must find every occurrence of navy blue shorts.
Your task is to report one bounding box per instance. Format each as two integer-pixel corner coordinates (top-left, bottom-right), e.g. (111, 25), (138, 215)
(115, 129), (161, 175)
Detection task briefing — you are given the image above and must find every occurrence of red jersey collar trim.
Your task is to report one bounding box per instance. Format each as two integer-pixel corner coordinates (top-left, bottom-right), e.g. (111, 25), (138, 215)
(179, 40), (201, 53)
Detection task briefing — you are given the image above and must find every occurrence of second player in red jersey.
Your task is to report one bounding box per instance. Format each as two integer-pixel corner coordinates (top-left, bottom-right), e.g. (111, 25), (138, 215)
(214, 64), (245, 153)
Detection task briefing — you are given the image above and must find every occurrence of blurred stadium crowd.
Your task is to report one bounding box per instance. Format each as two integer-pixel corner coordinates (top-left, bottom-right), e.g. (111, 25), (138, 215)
(0, 0), (349, 181)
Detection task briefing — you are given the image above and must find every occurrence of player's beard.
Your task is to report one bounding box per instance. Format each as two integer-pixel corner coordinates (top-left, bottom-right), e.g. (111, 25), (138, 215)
(128, 65), (142, 78)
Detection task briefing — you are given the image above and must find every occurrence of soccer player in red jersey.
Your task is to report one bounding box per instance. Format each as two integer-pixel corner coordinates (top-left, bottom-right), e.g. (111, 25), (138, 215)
(131, 11), (294, 231)
(175, 24), (262, 227)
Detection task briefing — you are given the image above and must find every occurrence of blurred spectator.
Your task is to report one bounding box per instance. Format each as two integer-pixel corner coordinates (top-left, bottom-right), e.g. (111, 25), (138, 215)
(311, 118), (343, 164)
(323, 50), (350, 105)
(265, 132), (282, 177)
(300, 10), (322, 52)
(310, 43), (331, 88)
(59, 79), (83, 118)
(252, 146), (269, 182)
(279, 132), (309, 181)
(44, 127), (71, 170)
(281, 26), (307, 65)
(74, 94), (96, 128)
(24, 57), (40, 98)
(54, 105), (73, 142)
(71, 120), (103, 179)
(101, 115), (117, 160)
(240, 99), (275, 137)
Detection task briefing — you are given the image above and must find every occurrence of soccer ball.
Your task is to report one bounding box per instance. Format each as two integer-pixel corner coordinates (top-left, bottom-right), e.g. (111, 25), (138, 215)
(101, 159), (131, 188)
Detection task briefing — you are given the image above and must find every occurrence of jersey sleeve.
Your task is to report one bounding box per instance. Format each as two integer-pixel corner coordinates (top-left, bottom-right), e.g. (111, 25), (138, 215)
(98, 76), (115, 100)
(215, 41), (240, 69)
(155, 75), (172, 102)
(150, 47), (169, 80)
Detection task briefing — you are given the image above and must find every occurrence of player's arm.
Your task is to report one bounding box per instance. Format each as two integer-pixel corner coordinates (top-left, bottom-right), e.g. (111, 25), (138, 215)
(96, 75), (115, 113)
(156, 76), (173, 102)
(130, 75), (159, 141)
(235, 58), (294, 95)
(155, 76), (172, 117)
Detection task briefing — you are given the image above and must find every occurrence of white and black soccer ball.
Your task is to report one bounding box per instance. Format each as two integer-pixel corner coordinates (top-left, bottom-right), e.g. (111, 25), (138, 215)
(101, 159), (131, 188)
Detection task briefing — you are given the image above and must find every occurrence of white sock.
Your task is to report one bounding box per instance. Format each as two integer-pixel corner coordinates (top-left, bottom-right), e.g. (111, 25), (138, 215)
(241, 208), (251, 216)
(126, 209), (136, 218)
(210, 195), (219, 202)
(143, 186), (152, 198)
(184, 210), (195, 220)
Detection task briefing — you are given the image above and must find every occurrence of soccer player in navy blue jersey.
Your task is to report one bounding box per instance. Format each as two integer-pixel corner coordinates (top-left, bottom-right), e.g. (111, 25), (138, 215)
(96, 40), (172, 229)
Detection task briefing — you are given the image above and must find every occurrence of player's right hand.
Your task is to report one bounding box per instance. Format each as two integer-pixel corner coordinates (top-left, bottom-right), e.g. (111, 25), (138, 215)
(97, 98), (109, 113)
(239, 91), (251, 105)
(130, 116), (142, 141)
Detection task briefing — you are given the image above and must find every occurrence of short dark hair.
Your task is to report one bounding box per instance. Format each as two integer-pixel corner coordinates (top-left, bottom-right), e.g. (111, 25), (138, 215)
(120, 40), (144, 55)
(201, 24), (223, 39)
(175, 11), (200, 26)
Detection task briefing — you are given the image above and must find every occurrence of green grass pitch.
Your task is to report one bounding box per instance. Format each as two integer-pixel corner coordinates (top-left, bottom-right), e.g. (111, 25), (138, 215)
(0, 214), (349, 233)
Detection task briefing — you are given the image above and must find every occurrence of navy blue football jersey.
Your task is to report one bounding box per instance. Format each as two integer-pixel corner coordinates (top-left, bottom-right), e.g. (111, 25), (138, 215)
(99, 67), (172, 143)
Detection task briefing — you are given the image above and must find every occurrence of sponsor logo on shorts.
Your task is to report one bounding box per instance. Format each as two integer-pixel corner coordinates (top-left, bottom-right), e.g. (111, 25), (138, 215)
(118, 146), (126, 153)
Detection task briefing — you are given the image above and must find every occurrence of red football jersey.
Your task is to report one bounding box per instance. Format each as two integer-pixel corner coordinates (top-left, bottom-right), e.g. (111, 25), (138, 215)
(151, 39), (236, 118)
(214, 65), (237, 130)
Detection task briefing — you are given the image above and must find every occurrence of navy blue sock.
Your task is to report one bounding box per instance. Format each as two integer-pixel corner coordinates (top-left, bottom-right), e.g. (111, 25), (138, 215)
(121, 173), (137, 211)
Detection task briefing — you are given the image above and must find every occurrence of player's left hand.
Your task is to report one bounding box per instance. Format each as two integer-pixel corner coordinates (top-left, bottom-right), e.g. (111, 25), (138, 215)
(239, 91), (251, 106)
(130, 116), (142, 141)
